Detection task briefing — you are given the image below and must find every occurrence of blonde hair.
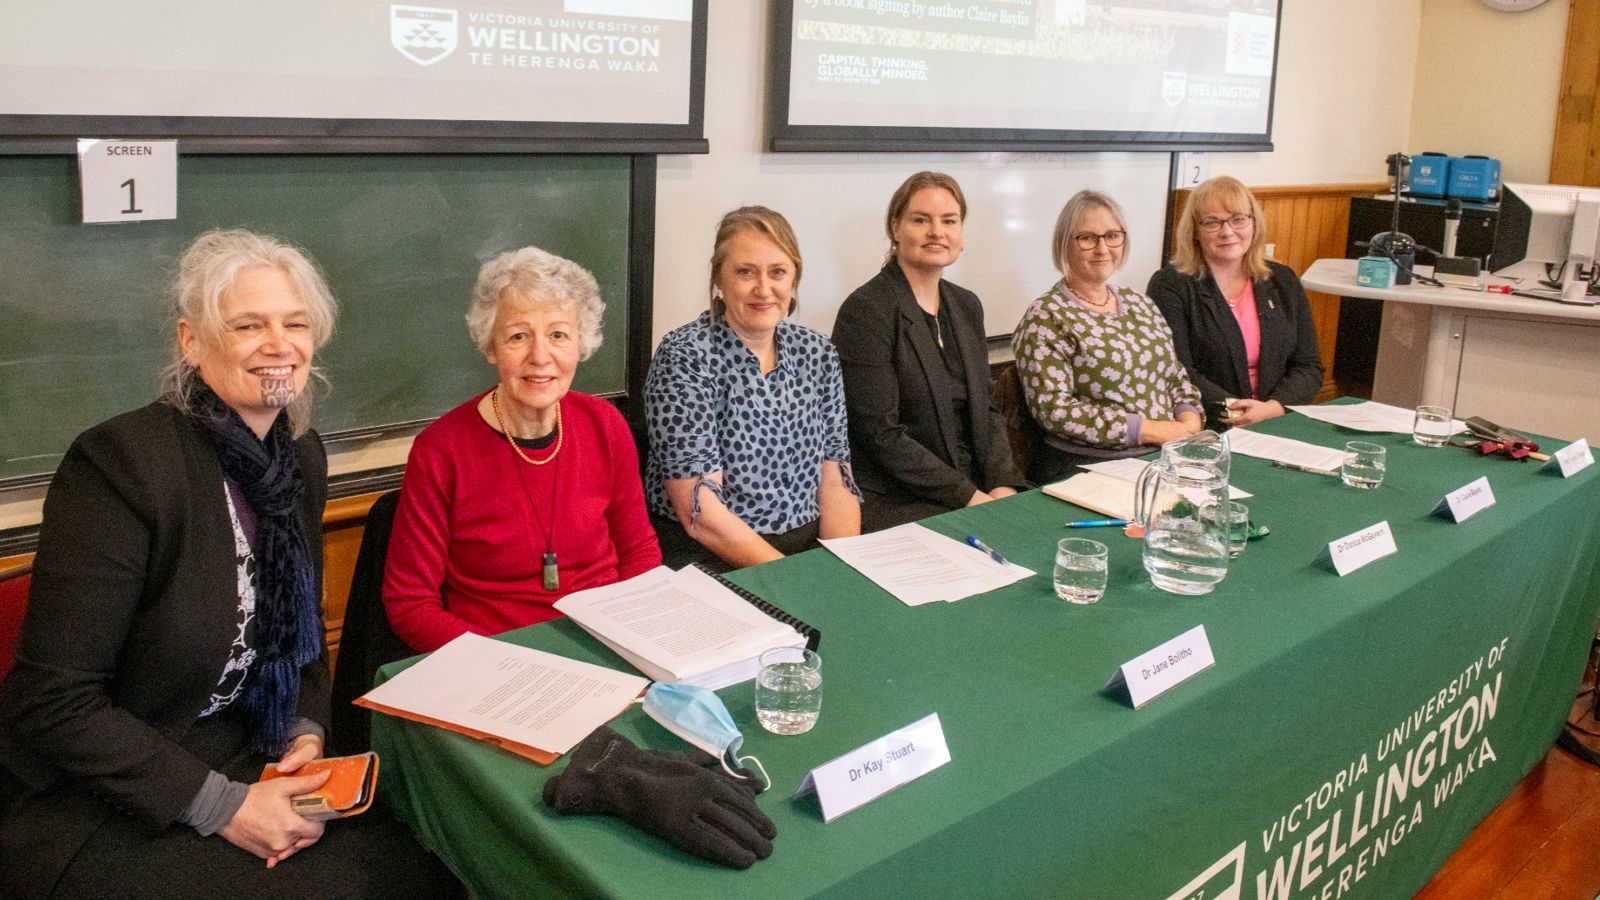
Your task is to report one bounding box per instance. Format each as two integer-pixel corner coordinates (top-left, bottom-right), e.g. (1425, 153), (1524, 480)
(884, 172), (967, 264)
(161, 229), (337, 436)
(708, 206), (803, 318)
(466, 247), (604, 360)
(1050, 190), (1130, 278)
(1171, 175), (1271, 281)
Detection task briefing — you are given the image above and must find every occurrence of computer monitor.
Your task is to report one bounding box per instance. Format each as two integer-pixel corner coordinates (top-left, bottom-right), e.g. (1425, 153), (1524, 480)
(1491, 182), (1600, 304)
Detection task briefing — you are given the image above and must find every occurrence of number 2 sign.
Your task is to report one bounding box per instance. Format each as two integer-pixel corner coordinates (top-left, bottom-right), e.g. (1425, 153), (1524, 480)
(77, 139), (178, 223)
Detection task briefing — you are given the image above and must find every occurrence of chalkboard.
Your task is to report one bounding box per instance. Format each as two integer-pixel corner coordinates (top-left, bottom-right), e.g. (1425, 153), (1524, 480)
(0, 153), (633, 486)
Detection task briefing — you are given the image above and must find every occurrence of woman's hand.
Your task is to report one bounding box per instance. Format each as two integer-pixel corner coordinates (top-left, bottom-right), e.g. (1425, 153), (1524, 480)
(1140, 416), (1202, 446)
(275, 734), (323, 774)
(969, 486), (1018, 505)
(1223, 399), (1285, 428)
(220, 766), (331, 867)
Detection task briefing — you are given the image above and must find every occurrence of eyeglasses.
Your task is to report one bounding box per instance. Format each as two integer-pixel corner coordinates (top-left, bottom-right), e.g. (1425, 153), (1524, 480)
(1198, 214), (1253, 233)
(1072, 231), (1125, 250)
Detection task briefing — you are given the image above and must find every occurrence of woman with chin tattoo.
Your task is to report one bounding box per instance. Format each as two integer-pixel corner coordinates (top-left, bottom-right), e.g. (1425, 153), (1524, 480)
(0, 230), (457, 897)
(382, 247), (661, 653)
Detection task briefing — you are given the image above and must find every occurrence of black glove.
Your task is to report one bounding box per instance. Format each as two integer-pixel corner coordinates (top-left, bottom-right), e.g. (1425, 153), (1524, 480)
(543, 726), (777, 869)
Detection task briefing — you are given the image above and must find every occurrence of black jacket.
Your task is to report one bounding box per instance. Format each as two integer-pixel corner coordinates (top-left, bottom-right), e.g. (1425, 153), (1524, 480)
(833, 263), (1025, 509)
(1147, 260), (1325, 430)
(0, 402), (328, 896)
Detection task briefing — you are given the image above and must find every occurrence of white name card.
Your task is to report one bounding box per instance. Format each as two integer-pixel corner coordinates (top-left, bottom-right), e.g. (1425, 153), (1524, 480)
(1545, 439), (1594, 478)
(794, 713), (950, 823)
(77, 138), (178, 223)
(1320, 520), (1398, 576)
(1432, 476), (1496, 523)
(1104, 625), (1216, 709)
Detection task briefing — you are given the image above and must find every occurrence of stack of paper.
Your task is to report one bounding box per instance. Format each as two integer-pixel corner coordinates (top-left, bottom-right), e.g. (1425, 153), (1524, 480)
(554, 566), (806, 691)
(821, 523), (1034, 607)
(356, 633), (647, 764)
(1226, 427), (1346, 473)
(1287, 401), (1466, 435)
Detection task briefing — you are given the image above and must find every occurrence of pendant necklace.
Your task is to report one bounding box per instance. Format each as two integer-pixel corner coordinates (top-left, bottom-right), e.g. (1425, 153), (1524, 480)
(491, 388), (563, 591)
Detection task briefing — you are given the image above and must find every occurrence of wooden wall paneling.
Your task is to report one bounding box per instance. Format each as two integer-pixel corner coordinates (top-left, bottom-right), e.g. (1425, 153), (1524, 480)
(1165, 183), (1387, 403)
(320, 492), (384, 674)
(1551, 0), (1600, 185)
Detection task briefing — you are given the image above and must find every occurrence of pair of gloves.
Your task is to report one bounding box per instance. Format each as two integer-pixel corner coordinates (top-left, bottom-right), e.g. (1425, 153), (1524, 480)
(542, 726), (776, 869)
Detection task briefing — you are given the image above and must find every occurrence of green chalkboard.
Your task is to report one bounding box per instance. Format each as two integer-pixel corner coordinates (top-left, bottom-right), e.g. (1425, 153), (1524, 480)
(0, 153), (632, 486)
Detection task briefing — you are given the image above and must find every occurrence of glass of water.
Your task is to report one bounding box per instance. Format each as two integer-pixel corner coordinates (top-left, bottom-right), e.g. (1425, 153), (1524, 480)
(755, 646), (822, 735)
(1341, 441), (1387, 490)
(1413, 405), (1453, 447)
(1203, 501), (1250, 559)
(1053, 537), (1109, 604)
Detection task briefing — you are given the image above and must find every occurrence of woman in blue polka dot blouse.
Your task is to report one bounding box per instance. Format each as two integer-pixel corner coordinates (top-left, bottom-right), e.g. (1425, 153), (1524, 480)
(644, 206), (862, 570)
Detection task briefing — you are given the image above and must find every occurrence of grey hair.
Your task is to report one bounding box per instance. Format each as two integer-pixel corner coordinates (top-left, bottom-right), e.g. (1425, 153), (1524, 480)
(160, 229), (338, 436)
(1050, 190), (1131, 278)
(466, 247), (604, 359)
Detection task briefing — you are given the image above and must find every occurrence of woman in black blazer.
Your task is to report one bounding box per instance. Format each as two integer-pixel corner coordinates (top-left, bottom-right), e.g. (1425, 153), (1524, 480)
(0, 230), (453, 898)
(1147, 176), (1325, 430)
(833, 172), (1026, 532)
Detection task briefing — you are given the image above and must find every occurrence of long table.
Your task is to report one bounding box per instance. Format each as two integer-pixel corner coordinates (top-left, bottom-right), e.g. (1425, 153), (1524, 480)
(372, 412), (1600, 898)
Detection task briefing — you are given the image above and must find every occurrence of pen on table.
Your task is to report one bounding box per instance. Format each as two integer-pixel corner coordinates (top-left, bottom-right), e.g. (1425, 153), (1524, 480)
(965, 534), (1008, 566)
(1065, 518), (1130, 528)
(1273, 460), (1339, 478)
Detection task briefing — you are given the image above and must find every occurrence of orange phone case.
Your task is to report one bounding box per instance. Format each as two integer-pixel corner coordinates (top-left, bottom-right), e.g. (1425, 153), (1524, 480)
(258, 751), (378, 820)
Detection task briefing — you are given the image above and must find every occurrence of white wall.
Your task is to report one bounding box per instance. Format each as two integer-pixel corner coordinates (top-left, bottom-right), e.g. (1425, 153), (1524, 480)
(1408, 0), (1568, 184)
(654, 0), (1437, 347)
(1205, 0), (1422, 186)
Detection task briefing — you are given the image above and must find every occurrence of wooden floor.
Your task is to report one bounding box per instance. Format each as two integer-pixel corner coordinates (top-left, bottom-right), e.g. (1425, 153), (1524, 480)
(1419, 675), (1600, 899)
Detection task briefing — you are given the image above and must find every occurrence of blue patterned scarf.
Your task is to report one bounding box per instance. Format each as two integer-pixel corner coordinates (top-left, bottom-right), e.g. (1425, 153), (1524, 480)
(190, 378), (322, 754)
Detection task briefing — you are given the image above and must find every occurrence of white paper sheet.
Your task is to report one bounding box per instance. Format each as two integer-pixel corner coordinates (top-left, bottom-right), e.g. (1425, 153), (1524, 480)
(1225, 427), (1347, 472)
(359, 633), (646, 756)
(821, 523), (1035, 606)
(1288, 401), (1466, 435)
(554, 566), (802, 689)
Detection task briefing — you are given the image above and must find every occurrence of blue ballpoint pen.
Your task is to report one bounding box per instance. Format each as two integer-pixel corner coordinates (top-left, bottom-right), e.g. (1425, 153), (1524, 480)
(965, 534), (1008, 566)
(1066, 518), (1130, 528)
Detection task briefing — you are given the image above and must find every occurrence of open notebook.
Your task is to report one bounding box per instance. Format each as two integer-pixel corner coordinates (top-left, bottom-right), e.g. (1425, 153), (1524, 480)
(555, 565), (820, 691)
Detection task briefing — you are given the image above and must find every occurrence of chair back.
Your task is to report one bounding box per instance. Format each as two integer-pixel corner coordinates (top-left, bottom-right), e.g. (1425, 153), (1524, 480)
(328, 491), (414, 754)
(0, 564), (32, 685)
(992, 363), (1041, 481)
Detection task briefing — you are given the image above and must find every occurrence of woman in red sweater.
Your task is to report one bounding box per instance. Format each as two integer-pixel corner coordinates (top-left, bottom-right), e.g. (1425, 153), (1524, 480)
(382, 247), (662, 652)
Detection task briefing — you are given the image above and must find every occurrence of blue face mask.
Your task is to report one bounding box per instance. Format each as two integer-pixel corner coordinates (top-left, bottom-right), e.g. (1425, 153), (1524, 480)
(641, 682), (769, 790)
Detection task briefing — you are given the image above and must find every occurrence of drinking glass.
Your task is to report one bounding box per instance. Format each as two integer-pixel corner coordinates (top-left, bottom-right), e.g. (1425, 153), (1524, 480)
(755, 647), (822, 735)
(1053, 538), (1109, 604)
(1413, 405), (1453, 447)
(1203, 501), (1250, 560)
(1341, 441), (1387, 490)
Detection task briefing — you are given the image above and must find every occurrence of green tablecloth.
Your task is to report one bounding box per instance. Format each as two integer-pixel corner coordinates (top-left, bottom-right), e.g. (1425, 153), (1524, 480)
(372, 413), (1600, 899)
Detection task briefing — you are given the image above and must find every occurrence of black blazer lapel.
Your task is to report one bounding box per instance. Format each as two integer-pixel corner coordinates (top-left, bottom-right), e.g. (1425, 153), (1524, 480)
(891, 268), (961, 464)
(1199, 274), (1252, 397)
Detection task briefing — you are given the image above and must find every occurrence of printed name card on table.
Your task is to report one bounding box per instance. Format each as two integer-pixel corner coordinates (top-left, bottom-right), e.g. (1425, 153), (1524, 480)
(794, 713), (951, 823)
(1316, 520), (1398, 576)
(1544, 439), (1594, 478)
(1103, 625), (1216, 709)
(1431, 476), (1496, 523)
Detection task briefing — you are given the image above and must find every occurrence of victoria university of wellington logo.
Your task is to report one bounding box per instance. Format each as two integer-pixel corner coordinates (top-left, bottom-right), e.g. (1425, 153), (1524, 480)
(391, 5), (458, 66)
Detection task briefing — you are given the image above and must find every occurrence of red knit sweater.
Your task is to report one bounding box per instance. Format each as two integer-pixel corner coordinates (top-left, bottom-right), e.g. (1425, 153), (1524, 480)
(383, 391), (661, 652)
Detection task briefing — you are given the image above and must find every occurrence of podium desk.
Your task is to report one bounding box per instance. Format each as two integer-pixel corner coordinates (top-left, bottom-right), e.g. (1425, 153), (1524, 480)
(1303, 258), (1600, 446)
(372, 411), (1600, 899)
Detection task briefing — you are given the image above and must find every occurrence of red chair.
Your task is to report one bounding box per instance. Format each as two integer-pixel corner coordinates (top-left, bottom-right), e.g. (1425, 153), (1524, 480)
(0, 563), (32, 685)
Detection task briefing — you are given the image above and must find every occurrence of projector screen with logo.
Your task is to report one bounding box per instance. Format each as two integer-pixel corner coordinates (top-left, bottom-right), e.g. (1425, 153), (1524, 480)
(769, 0), (1280, 152)
(0, 0), (706, 153)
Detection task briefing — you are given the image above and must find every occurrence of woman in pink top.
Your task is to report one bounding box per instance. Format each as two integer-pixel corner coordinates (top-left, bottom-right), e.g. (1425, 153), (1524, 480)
(383, 247), (662, 652)
(1146, 176), (1325, 430)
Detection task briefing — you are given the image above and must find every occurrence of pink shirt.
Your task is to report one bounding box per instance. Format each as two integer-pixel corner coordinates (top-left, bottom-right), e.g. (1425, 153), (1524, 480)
(1228, 280), (1261, 395)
